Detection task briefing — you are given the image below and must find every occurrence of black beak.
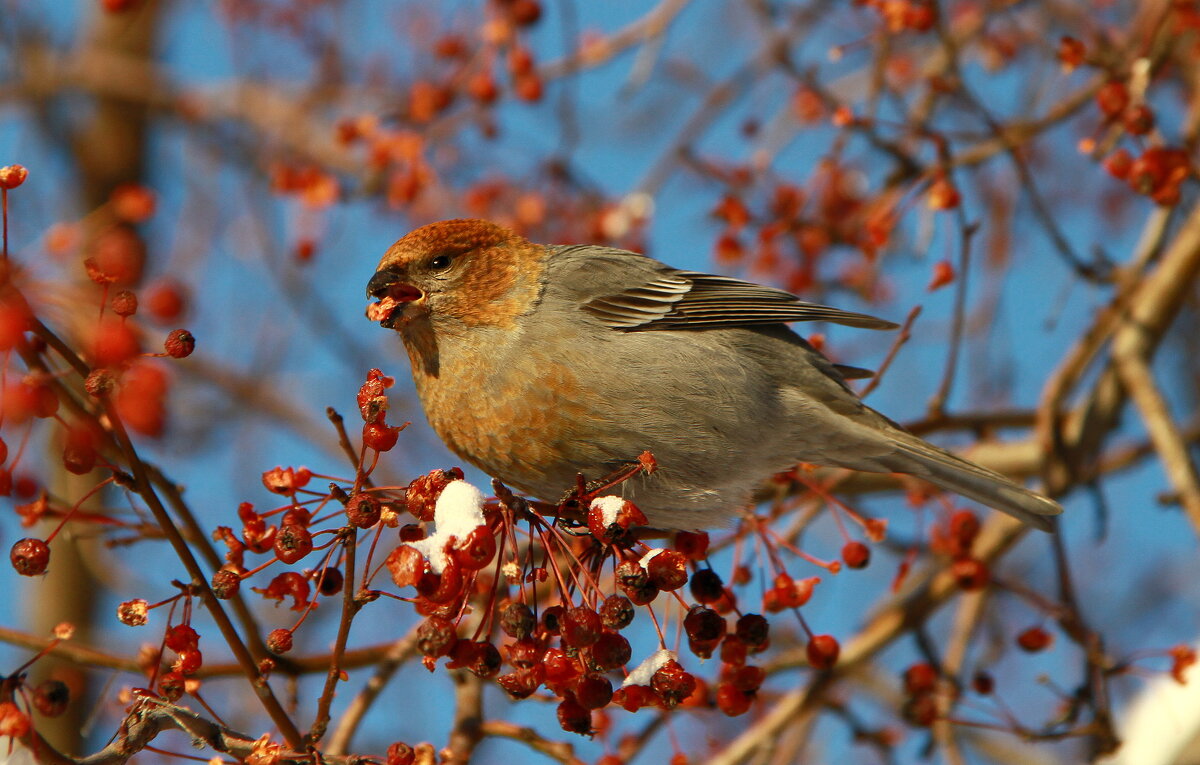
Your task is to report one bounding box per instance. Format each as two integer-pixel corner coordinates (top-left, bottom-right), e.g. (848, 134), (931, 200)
(367, 266), (404, 298)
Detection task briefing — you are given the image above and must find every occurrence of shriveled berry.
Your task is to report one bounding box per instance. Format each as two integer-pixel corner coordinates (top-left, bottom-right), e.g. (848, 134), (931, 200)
(386, 742), (415, 765)
(386, 545), (426, 588)
(646, 549), (688, 591)
(497, 666), (544, 699)
(211, 569), (241, 599)
(507, 637), (543, 669)
(177, 648), (203, 675)
(543, 646), (578, 686)
(736, 614), (770, 653)
(561, 607), (602, 647)
(689, 568), (725, 603)
(572, 673), (613, 710)
(117, 598), (149, 626)
(600, 594), (635, 630)
(346, 493), (382, 528)
(11, 537), (50, 576)
(163, 329), (195, 358)
(683, 605), (724, 643)
(158, 670), (185, 701)
(468, 641), (501, 678)
(405, 468), (463, 522)
(556, 695), (592, 735)
(165, 624), (199, 652)
(500, 602), (536, 639)
(590, 630), (632, 671)
(651, 660), (696, 707)
(111, 290), (138, 317)
(417, 615), (457, 658)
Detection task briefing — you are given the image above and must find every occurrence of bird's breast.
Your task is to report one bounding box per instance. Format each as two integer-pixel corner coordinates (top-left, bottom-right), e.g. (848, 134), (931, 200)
(408, 336), (608, 496)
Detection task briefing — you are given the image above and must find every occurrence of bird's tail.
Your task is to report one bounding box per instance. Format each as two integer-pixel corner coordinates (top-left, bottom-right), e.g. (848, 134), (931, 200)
(882, 433), (1062, 532)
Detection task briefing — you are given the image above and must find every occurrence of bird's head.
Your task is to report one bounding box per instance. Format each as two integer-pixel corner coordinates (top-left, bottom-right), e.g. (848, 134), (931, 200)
(366, 218), (545, 332)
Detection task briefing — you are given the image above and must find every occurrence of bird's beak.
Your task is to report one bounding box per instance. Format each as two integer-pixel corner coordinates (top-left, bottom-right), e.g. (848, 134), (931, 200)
(366, 266), (425, 329)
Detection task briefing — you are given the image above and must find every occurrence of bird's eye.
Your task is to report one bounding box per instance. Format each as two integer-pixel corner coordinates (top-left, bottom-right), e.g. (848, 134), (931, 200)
(428, 254), (453, 271)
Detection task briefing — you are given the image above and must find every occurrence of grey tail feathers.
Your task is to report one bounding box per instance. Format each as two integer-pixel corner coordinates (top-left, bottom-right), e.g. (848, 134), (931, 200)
(886, 436), (1062, 532)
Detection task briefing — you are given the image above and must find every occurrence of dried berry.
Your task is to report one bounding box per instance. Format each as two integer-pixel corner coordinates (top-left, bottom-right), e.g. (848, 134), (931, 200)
(500, 602), (536, 639)
(346, 493), (382, 528)
(600, 594), (635, 630)
(416, 616), (457, 658)
(689, 568), (725, 604)
(163, 329), (195, 358)
(561, 607), (603, 647)
(211, 569), (241, 599)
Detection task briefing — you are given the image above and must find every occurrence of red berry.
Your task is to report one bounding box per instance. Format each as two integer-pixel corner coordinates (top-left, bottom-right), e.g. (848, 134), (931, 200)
(806, 634), (840, 670)
(1016, 626), (1054, 653)
(572, 673), (613, 710)
(31, 680), (69, 717)
(363, 422), (401, 451)
(165, 623), (199, 652)
(163, 329), (195, 358)
(841, 541), (871, 569)
(453, 526), (496, 570)
(273, 523), (313, 564)
(950, 557), (989, 591)
(1096, 80), (1129, 117)
(556, 696), (591, 734)
(651, 660), (696, 707)
(646, 550), (689, 591)
(689, 568), (725, 603)
(11, 538), (50, 576)
(683, 605), (725, 643)
(315, 567), (343, 596)
(674, 530), (709, 559)
(416, 616), (457, 658)
(386, 742), (415, 765)
(561, 606), (603, 647)
(729, 664), (765, 693)
(111, 290), (138, 317)
(346, 493), (382, 528)
(736, 614), (771, 653)
(211, 569), (241, 599)
(590, 630), (632, 671)
(716, 683), (753, 716)
(903, 662), (938, 695)
(599, 594), (635, 630)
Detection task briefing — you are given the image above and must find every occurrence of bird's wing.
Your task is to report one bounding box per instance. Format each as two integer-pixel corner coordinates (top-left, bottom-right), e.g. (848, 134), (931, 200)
(557, 248), (897, 331)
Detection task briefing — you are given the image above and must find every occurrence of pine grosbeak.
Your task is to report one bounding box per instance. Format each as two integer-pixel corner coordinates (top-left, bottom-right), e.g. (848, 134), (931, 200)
(367, 219), (1061, 531)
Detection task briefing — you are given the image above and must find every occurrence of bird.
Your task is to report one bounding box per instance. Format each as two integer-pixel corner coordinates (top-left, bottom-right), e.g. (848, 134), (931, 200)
(366, 218), (1062, 532)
